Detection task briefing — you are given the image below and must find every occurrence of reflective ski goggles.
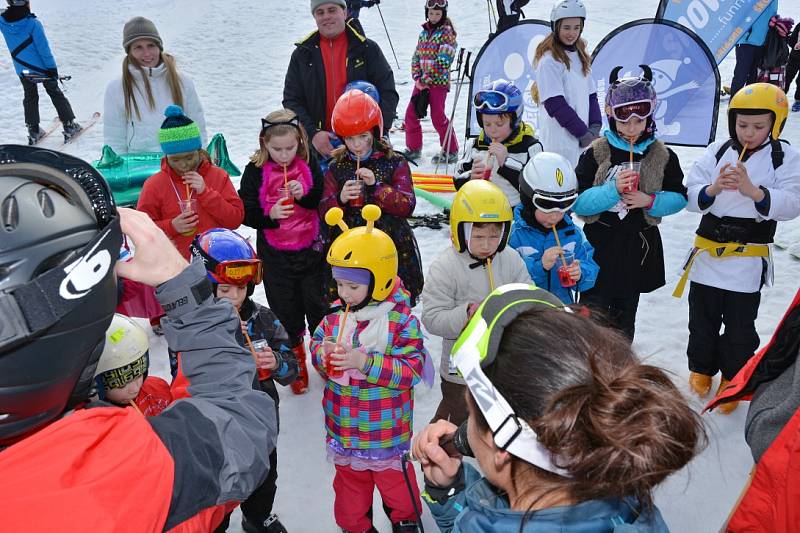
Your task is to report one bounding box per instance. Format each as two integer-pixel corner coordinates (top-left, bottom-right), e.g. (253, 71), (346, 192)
(532, 192), (578, 213)
(451, 284), (571, 476)
(473, 90), (509, 112)
(210, 259), (263, 286)
(261, 115), (301, 133)
(610, 100), (653, 123)
(426, 0), (448, 8)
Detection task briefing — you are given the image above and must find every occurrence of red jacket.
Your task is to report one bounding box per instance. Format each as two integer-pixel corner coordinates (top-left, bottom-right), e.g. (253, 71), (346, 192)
(708, 289), (800, 532)
(137, 157), (244, 259)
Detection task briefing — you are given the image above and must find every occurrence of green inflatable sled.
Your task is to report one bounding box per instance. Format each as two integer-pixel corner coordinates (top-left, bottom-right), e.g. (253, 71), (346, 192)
(93, 133), (241, 207)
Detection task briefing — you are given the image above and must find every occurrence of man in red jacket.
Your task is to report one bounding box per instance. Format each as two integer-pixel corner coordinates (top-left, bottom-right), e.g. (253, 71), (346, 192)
(708, 289), (800, 532)
(0, 145), (276, 532)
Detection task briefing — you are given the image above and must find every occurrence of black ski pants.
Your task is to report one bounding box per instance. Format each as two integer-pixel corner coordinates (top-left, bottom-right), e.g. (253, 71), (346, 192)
(20, 76), (74, 126)
(580, 291), (641, 342)
(687, 282), (761, 381)
(731, 44), (765, 96)
(785, 52), (800, 101)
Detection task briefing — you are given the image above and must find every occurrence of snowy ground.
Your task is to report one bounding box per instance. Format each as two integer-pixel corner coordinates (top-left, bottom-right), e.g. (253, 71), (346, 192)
(3, 1), (800, 531)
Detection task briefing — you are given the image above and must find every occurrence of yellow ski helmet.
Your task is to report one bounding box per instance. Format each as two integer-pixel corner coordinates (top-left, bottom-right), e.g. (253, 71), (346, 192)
(325, 204), (398, 301)
(94, 314), (150, 391)
(729, 83), (789, 141)
(449, 180), (513, 253)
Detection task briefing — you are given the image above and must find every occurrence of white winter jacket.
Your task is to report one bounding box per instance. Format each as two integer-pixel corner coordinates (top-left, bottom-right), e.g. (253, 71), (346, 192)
(685, 139), (800, 293)
(535, 50), (593, 167)
(103, 63), (207, 154)
(421, 246), (531, 384)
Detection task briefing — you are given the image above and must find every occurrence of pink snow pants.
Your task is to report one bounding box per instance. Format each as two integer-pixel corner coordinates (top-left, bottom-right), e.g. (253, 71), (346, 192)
(333, 463), (421, 532)
(404, 85), (458, 154)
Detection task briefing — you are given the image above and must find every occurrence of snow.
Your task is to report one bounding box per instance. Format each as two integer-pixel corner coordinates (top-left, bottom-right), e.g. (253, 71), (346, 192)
(2, 1), (799, 531)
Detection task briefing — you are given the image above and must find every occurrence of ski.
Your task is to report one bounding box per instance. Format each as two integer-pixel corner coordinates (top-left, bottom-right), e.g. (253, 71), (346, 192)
(30, 117), (62, 146)
(55, 111), (100, 149)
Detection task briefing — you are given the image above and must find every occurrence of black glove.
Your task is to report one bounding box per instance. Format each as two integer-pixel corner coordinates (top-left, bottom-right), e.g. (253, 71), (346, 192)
(579, 131), (596, 148)
(588, 122), (602, 138)
(412, 88), (430, 119)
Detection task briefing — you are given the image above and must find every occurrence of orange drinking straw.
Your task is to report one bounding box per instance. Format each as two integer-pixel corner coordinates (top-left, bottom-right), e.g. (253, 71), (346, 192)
(738, 143), (749, 162)
(336, 303), (351, 346)
(629, 140), (634, 167)
(238, 311), (262, 367)
(486, 257), (495, 291)
(185, 183), (191, 200)
(283, 164), (289, 198)
(552, 226), (569, 269)
(129, 400), (143, 415)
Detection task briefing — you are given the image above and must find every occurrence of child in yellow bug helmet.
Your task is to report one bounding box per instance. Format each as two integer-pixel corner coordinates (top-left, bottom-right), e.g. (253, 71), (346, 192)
(421, 180), (532, 426)
(309, 205), (432, 533)
(681, 83), (800, 414)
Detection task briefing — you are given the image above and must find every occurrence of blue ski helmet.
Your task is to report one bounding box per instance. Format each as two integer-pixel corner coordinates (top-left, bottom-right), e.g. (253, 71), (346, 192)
(344, 80), (380, 105)
(473, 79), (524, 129)
(190, 229), (261, 293)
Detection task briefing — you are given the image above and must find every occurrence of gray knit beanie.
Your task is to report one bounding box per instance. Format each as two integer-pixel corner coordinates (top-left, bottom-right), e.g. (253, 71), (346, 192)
(122, 16), (163, 52)
(310, 0), (347, 14)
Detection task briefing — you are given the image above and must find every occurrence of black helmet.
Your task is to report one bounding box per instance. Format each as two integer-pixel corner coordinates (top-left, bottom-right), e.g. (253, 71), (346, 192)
(0, 145), (121, 445)
(6, 0), (30, 6)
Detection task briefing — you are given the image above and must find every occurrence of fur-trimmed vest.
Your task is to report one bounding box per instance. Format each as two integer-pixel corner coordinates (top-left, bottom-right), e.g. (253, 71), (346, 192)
(581, 137), (670, 227)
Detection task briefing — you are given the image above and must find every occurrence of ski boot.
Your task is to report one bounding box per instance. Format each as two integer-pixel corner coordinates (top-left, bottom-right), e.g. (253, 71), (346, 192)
(431, 151), (458, 165)
(27, 124), (45, 145)
(62, 120), (82, 143)
(290, 342), (309, 394)
(688, 371), (712, 398)
(402, 149), (421, 163)
(792, 101), (800, 113)
(242, 513), (288, 533)
(392, 520), (421, 532)
(714, 378), (738, 415)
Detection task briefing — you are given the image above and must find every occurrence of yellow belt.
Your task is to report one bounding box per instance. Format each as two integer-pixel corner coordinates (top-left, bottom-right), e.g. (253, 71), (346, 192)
(672, 235), (769, 298)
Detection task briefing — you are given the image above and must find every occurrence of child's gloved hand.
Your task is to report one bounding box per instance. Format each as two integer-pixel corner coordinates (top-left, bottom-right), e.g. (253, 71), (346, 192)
(542, 246), (563, 271)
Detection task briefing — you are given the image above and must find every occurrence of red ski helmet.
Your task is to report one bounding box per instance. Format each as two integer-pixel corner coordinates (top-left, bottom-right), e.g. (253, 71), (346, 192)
(331, 89), (383, 138)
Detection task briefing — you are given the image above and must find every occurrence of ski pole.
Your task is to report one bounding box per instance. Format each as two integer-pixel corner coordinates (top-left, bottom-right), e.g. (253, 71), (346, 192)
(436, 51), (472, 176)
(376, 4), (401, 71)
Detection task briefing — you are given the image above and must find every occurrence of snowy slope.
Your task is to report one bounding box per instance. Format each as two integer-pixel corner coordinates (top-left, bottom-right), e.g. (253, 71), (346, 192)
(2, 1), (800, 532)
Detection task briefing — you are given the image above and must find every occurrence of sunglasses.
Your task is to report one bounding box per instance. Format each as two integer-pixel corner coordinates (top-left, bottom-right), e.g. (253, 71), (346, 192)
(426, 0), (447, 8)
(262, 115), (301, 133)
(532, 193), (577, 213)
(611, 100), (653, 123)
(473, 90), (509, 112)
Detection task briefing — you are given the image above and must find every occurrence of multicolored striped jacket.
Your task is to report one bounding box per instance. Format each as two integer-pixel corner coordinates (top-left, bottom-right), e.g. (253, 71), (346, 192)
(411, 20), (457, 87)
(310, 280), (426, 449)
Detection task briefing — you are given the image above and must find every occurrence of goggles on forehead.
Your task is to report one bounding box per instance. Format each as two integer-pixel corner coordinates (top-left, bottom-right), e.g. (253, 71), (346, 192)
(261, 115), (301, 133)
(611, 100), (653, 123)
(532, 191), (578, 213)
(190, 241), (263, 286)
(473, 90), (509, 112)
(426, 0), (447, 8)
(451, 283), (571, 477)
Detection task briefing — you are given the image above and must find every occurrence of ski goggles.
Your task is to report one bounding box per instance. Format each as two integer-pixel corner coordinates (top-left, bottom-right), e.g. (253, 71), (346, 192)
(261, 115), (301, 133)
(610, 100), (653, 123)
(426, 0), (448, 8)
(209, 258), (263, 286)
(451, 284), (571, 476)
(473, 90), (509, 112)
(532, 191), (578, 213)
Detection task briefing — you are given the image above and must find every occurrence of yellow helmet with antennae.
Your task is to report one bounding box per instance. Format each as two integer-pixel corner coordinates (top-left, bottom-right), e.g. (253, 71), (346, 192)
(325, 205), (398, 301)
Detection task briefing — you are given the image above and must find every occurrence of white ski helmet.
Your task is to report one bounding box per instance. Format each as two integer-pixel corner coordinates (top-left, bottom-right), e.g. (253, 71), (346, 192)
(94, 314), (150, 392)
(520, 152), (578, 213)
(550, 0), (586, 31)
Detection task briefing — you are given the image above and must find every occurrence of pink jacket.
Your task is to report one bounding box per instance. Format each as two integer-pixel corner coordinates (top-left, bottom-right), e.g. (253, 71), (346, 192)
(258, 158), (319, 251)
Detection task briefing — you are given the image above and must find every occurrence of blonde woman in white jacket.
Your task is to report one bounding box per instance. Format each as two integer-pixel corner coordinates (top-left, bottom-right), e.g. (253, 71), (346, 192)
(103, 16), (206, 154)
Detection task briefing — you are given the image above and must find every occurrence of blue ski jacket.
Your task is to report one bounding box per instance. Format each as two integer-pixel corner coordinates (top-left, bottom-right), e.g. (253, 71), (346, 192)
(0, 12), (57, 77)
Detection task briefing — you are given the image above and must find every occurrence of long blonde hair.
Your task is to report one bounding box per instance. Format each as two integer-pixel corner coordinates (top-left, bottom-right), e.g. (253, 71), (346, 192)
(533, 21), (591, 76)
(251, 109), (310, 167)
(122, 46), (184, 121)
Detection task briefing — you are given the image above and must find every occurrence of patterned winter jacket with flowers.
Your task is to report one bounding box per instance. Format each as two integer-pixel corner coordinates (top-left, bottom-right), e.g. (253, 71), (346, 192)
(320, 150), (424, 305)
(411, 20), (457, 87)
(310, 280), (426, 450)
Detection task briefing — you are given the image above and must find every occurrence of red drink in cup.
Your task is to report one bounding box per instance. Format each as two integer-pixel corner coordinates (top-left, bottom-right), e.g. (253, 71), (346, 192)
(323, 336), (344, 379)
(557, 251), (577, 288)
(278, 187), (294, 206)
(625, 161), (641, 193)
(348, 179), (366, 208)
(251, 338), (271, 379)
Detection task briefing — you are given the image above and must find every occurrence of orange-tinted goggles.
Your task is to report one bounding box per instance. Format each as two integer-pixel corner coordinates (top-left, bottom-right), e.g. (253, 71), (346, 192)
(212, 259), (263, 285)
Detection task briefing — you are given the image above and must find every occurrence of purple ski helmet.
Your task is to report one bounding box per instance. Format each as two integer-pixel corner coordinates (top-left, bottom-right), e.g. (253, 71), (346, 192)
(605, 65), (657, 136)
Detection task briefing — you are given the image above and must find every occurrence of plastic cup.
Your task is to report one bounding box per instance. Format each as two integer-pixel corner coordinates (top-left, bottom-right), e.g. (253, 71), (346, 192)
(624, 161), (641, 193)
(251, 338), (271, 379)
(323, 336), (345, 379)
(348, 179), (366, 208)
(178, 199), (198, 236)
(278, 187), (294, 206)
(557, 251), (577, 288)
